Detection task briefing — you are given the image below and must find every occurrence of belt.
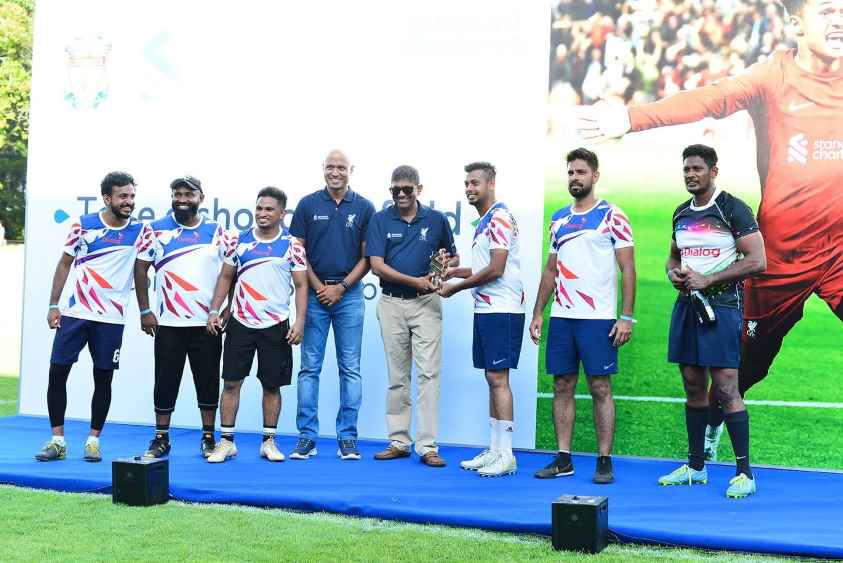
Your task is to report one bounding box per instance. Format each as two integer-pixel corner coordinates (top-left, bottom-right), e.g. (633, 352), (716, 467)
(381, 288), (423, 299)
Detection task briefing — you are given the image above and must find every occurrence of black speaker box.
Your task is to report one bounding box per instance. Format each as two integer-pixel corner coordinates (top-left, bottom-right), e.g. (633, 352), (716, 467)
(112, 456), (169, 506)
(551, 494), (608, 553)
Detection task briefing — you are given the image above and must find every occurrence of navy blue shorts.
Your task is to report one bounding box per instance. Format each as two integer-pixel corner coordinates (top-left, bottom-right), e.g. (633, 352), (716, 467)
(50, 316), (125, 370)
(546, 318), (617, 376)
(668, 300), (741, 369)
(472, 313), (525, 370)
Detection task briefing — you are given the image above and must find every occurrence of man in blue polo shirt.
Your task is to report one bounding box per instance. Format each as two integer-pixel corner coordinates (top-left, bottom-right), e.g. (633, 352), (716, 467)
(288, 149), (376, 461)
(366, 165), (458, 468)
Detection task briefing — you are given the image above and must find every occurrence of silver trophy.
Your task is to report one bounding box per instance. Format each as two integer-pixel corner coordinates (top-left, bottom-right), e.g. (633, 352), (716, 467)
(429, 249), (447, 289)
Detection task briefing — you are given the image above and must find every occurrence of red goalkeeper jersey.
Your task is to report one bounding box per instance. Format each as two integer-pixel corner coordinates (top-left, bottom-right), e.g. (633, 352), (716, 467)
(629, 50), (843, 274)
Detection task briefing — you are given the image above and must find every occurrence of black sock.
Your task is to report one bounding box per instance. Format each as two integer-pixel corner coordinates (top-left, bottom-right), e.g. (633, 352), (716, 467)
(220, 426), (234, 442)
(725, 410), (752, 478)
(154, 427), (169, 441)
(557, 450), (572, 466)
(202, 424), (215, 434)
(708, 401), (724, 428)
(686, 405), (708, 471)
(90, 369), (114, 432)
(47, 363), (72, 428)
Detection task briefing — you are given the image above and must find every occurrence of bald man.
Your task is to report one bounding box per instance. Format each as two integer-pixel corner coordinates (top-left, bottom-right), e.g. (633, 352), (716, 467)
(288, 150), (376, 461)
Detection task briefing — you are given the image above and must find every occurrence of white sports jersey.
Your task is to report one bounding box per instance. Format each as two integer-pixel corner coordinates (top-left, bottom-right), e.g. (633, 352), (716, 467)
(548, 200), (633, 320)
(61, 212), (150, 324)
(471, 202), (525, 314)
(224, 227), (307, 329)
(137, 214), (230, 327)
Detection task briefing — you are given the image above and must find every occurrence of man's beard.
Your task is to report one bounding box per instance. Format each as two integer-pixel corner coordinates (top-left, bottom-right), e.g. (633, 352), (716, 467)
(173, 203), (199, 223)
(568, 183), (592, 200)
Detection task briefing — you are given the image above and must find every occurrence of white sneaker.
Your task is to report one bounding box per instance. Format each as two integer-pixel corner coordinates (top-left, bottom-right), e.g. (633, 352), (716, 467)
(260, 438), (285, 462)
(477, 453), (517, 477)
(704, 423), (724, 462)
(207, 438), (238, 463)
(459, 449), (497, 471)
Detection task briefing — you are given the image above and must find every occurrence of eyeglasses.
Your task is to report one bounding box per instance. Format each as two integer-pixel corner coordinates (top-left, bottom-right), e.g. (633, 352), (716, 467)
(389, 185), (416, 197)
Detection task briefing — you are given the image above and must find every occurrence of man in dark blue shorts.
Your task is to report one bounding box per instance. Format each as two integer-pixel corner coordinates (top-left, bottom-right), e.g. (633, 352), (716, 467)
(528, 148), (636, 484)
(36, 171), (148, 463)
(659, 144), (766, 499)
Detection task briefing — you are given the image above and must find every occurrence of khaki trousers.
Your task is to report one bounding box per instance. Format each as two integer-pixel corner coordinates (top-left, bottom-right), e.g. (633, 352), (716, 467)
(376, 293), (442, 456)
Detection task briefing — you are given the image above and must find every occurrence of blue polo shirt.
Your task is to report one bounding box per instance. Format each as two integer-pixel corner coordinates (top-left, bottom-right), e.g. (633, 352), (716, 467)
(365, 203), (457, 294)
(290, 187), (375, 281)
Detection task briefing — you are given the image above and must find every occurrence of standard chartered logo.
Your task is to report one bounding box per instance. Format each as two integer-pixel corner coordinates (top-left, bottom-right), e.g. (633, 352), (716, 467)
(788, 133), (843, 164)
(787, 133), (808, 164)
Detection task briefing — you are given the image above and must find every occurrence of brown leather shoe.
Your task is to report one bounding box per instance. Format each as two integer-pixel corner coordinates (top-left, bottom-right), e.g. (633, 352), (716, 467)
(374, 445), (411, 460)
(420, 451), (447, 467)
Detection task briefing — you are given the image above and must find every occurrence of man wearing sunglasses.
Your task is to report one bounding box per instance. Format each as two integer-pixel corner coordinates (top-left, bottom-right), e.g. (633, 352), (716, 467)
(366, 165), (458, 468)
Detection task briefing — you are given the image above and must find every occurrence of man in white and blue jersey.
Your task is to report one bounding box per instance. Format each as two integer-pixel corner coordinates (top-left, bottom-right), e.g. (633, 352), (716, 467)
(135, 175), (231, 459)
(659, 144), (766, 499)
(529, 148), (637, 484)
(439, 162), (525, 478)
(36, 171), (149, 463)
(204, 187), (308, 464)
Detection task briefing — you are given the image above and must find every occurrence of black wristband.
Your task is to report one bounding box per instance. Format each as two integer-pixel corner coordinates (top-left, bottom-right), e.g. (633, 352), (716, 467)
(340, 280), (350, 291)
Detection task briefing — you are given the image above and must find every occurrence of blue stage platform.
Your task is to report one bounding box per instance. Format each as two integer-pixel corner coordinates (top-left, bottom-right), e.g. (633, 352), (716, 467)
(1, 416), (841, 558)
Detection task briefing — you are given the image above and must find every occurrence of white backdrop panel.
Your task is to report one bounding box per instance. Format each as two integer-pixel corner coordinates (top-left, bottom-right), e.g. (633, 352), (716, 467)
(20, 0), (549, 448)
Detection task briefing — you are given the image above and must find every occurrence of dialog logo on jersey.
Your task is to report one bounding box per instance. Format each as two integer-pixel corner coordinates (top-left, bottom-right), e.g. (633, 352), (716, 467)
(681, 247), (721, 257)
(788, 133), (808, 165)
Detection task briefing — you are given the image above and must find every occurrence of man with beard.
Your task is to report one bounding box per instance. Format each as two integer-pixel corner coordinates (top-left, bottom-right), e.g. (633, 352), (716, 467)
(367, 165), (457, 468)
(36, 171), (148, 463)
(205, 187), (308, 463)
(659, 144), (766, 498)
(577, 0), (843, 460)
(134, 176), (231, 458)
(439, 162), (525, 478)
(528, 148), (636, 484)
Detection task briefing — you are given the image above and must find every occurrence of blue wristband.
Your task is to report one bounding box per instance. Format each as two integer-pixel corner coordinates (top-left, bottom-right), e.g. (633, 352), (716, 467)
(619, 315), (637, 324)
(48, 304), (60, 310)
(209, 309), (220, 316)
(139, 308), (152, 315)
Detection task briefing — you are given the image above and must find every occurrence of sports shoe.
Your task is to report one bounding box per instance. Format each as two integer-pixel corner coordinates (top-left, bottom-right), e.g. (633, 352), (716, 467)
(460, 449), (497, 471)
(289, 437), (318, 459)
(704, 423), (724, 462)
(83, 441), (102, 462)
(658, 464), (708, 486)
(337, 438), (361, 460)
(534, 453), (574, 479)
(726, 473), (757, 499)
(34, 441), (67, 462)
(260, 437), (285, 462)
(207, 438), (238, 463)
(593, 456), (614, 484)
(478, 453), (517, 477)
(143, 434), (171, 459)
(200, 434), (216, 458)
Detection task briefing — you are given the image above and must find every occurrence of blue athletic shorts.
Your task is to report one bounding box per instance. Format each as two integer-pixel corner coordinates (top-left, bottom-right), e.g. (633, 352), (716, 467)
(668, 299), (741, 369)
(472, 313), (525, 370)
(546, 317), (618, 376)
(50, 316), (125, 370)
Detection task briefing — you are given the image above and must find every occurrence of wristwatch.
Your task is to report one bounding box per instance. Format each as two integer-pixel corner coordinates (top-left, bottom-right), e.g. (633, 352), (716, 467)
(340, 280), (350, 291)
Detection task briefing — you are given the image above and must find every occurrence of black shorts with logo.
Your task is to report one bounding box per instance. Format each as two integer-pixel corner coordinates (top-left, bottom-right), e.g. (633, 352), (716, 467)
(222, 319), (293, 387)
(154, 325), (222, 414)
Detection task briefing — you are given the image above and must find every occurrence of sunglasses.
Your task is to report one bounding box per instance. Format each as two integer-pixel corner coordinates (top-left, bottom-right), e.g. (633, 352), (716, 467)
(389, 185), (416, 196)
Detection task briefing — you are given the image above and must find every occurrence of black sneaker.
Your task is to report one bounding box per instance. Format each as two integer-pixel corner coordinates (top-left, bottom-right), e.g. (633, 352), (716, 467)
(534, 453), (575, 479)
(289, 437), (318, 459)
(200, 434), (216, 458)
(143, 434), (171, 459)
(593, 455), (614, 484)
(337, 438), (361, 460)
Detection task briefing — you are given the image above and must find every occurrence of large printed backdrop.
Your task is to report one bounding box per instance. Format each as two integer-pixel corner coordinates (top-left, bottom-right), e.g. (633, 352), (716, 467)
(20, 1), (550, 448)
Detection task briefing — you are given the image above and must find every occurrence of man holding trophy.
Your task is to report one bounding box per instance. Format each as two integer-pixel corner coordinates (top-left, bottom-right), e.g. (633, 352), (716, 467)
(661, 145), (767, 498)
(366, 165), (458, 468)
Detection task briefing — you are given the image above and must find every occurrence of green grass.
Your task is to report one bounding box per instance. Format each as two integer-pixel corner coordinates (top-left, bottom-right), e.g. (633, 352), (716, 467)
(0, 375), (17, 417)
(535, 178), (843, 467)
(0, 485), (806, 562)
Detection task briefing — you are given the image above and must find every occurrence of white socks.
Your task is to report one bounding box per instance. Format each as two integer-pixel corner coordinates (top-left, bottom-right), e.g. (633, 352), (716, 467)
(85, 435), (99, 446)
(489, 417), (514, 457)
(52, 435), (66, 446)
(497, 420), (514, 458)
